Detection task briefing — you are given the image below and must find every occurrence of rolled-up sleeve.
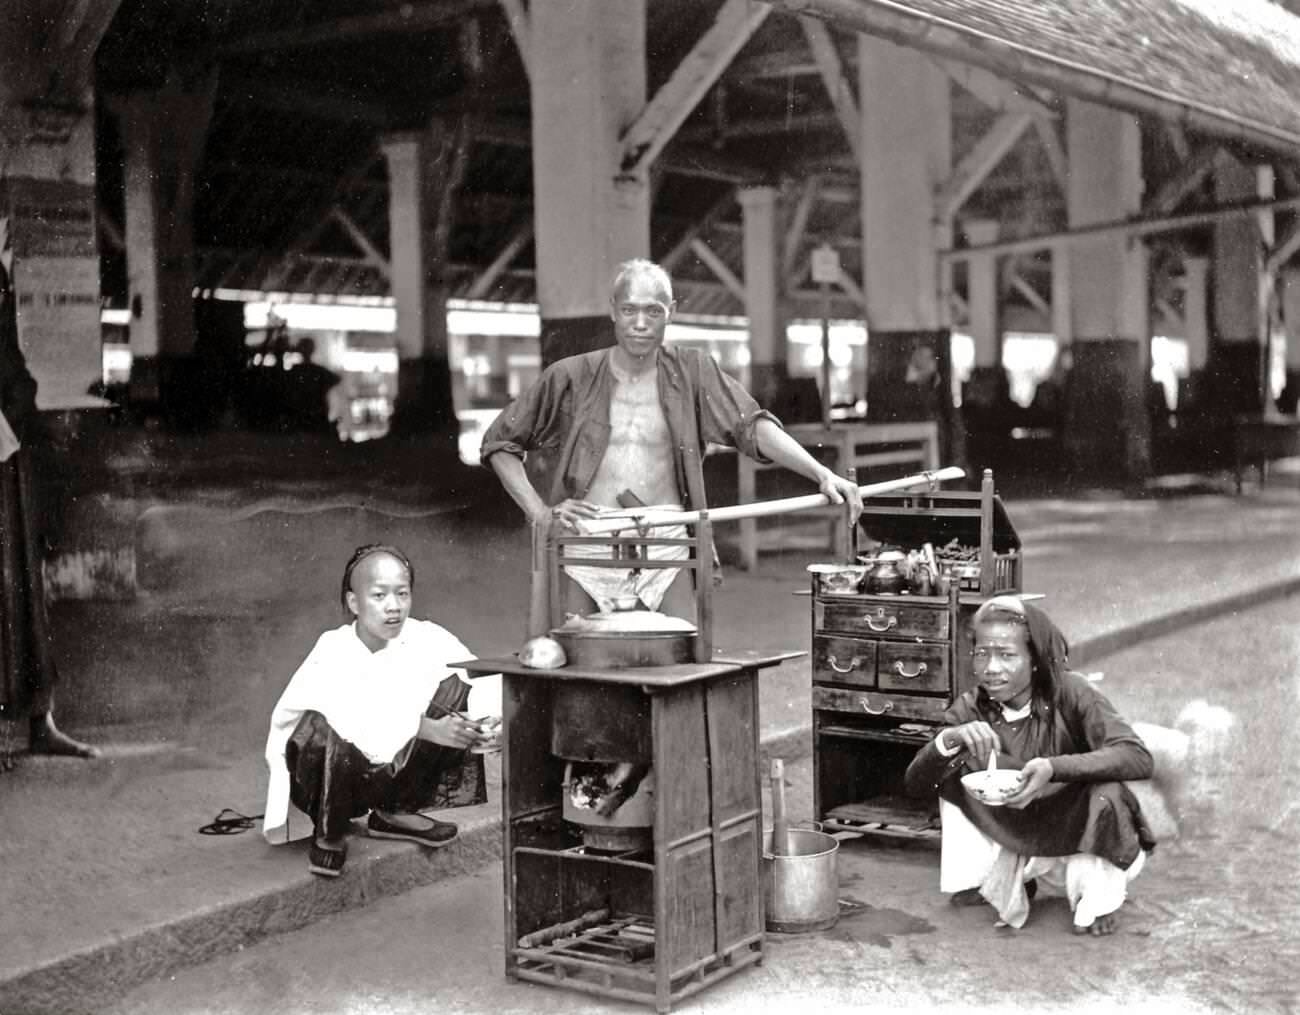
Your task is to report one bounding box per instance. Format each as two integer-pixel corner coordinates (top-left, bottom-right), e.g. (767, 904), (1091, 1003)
(479, 368), (568, 464)
(695, 354), (782, 463)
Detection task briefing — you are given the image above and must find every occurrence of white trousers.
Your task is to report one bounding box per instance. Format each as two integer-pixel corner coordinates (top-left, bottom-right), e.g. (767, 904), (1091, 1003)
(938, 799), (1145, 929)
(563, 508), (688, 614)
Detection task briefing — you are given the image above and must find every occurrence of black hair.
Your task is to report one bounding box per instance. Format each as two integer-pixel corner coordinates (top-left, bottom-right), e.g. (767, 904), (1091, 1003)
(340, 544), (415, 618)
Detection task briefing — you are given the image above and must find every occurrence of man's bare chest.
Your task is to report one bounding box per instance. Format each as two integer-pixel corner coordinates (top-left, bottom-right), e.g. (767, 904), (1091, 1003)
(607, 376), (669, 447)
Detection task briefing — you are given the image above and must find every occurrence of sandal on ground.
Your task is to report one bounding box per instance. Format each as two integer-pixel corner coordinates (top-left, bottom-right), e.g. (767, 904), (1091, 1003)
(308, 838), (347, 878)
(367, 811), (459, 848)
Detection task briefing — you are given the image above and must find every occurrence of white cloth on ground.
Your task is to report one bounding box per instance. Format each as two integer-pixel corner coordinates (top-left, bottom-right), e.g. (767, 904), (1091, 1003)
(938, 798), (1145, 929)
(261, 618), (499, 843)
(561, 505), (689, 614)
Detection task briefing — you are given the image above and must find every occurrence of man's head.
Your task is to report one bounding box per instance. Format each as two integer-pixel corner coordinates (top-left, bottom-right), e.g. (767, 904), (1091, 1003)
(906, 344), (938, 384)
(609, 259), (675, 362)
(340, 544), (415, 651)
(971, 596), (1068, 711)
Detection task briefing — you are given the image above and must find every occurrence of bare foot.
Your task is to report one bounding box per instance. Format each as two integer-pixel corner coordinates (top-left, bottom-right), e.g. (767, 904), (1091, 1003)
(29, 713), (100, 758)
(1073, 912), (1119, 936)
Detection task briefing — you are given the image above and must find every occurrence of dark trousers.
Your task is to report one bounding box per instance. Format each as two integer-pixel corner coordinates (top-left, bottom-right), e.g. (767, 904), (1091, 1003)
(284, 676), (485, 839)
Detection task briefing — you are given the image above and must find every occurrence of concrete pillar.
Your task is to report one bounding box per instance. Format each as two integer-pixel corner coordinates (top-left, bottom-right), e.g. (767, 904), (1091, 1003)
(739, 186), (787, 407)
(964, 220), (1000, 369)
(1280, 267), (1300, 413)
(1210, 158), (1271, 414)
(530, 0), (650, 365)
(857, 32), (953, 442)
(381, 124), (459, 438)
(1062, 98), (1150, 478)
(1183, 257), (1211, 371)
(119, 79), (212, 419)
(1051, 241), (1072, 348)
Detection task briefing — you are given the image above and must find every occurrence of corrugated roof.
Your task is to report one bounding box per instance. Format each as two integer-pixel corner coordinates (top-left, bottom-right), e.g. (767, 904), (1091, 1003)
(805, 0), (1300, 151)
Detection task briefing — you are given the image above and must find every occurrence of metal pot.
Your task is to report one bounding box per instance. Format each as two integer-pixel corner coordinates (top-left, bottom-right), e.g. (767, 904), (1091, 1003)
(550, 610), (697, 669)
(763, 826), (840, 933)
(866, 551), (907, 595)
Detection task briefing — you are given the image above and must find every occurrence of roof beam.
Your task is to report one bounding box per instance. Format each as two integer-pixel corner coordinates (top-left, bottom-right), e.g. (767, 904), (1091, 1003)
(1032, 119), (1068, 191)
(689, 239), (746, 302)
(935, 112), (1034, 221)
(661, 189), (737, 270)
(1266, 219), (1300, 274)
(620, 0), (773, 177)
(1008, 271), (1050, 315)
(330, 207), (391, 279)
(1144, 145), (1224, 215)
(497, 0), (530, 78)
(782, 175), (820, 279)
(834, 267), (866, 307)
(57, 0), (126, 91)
(799, 17), (860, 161)
(942, 194), (1300, 262)
(930, 57), (1055, 119)
(770, 0), (1300, 156)
(468, 219), (534, 300)
(211, 0), (495, 57)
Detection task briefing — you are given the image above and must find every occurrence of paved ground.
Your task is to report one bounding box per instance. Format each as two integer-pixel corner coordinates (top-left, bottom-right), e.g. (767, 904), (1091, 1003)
(99, 596), (1300, 1015)
(1, 453), (1298, 1014)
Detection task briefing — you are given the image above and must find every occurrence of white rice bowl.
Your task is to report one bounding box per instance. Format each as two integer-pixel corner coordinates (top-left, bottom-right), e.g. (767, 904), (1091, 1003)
(961, 768), (1023, 806)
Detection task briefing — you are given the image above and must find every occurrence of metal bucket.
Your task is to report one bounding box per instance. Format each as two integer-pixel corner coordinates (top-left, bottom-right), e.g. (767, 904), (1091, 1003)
(763, 826), (840, 933)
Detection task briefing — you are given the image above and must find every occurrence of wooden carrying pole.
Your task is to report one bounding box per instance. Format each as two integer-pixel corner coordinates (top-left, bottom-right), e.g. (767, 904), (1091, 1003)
(580, 466), (966, 535)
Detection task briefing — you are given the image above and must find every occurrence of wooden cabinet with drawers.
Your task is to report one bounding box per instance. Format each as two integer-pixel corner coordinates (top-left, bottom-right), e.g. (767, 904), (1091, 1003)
(810, 470), (1027, 839)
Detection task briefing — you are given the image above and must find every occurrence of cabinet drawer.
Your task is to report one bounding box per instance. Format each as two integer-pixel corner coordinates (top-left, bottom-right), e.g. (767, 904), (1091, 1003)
(813, 685), (950, 723)
(816, 600), (949, 640)
(812, 636), (877, 688)
(876, 642), (950, 693)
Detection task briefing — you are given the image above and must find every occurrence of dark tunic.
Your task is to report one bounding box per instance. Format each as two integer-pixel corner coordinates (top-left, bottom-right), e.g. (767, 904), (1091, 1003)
(904, 607), (1156, 870)
(0, 263), (57, 718)
(479, 344), (780, 510)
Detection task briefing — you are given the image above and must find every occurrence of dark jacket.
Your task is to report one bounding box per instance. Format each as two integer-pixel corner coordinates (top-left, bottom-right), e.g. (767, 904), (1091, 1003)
(479, 345), (780, 509)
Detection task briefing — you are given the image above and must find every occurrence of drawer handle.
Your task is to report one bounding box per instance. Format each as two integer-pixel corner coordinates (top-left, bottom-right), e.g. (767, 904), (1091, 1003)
(893, 661), (928, 679)
(862, 610), (898, 632)
(827, 654), (862, 674)
(860, 697), (894, 716)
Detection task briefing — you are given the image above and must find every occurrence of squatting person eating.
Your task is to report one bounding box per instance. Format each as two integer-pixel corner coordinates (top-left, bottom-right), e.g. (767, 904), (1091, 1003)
(262, 544), (501, 877)
(904, 596), (1155, 935)
(480, 257), (863, 618)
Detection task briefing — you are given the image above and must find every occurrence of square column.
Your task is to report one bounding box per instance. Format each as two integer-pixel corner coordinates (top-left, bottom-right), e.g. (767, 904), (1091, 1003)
(1210, 158), (1272, 414)
(857, 33), (954, 455)
(738, 186), (788, 407)
(119, 82), (212, 417)
(1280, 268), (1300, 413)
(530, 0), (650, 365)
(381, 124), (460, 438)
(1062, 98), (1150, 478)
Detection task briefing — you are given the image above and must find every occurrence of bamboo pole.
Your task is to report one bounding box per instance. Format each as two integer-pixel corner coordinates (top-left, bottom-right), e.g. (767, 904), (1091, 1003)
(580, 466), (966, 535)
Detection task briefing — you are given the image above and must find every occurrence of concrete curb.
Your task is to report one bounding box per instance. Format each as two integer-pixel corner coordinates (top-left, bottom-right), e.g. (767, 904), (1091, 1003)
(2, 814), (503, 1015)
(6, 575), (1296, 1014)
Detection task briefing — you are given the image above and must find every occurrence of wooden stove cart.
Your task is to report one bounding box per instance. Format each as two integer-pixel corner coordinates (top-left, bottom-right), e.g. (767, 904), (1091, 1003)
(460, 652), (793, 1013)
(810, 469), (1026, 838)
(460, 517), (796, 1013)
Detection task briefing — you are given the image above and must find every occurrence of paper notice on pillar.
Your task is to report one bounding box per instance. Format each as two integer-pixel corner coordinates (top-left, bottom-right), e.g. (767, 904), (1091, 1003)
(12, 256), (102, 408)
(1, 179), (104, 409)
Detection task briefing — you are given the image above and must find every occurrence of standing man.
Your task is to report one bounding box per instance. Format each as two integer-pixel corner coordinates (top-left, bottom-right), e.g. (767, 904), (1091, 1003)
(0, 234), (97, 767)
(480, 258), (862, 616)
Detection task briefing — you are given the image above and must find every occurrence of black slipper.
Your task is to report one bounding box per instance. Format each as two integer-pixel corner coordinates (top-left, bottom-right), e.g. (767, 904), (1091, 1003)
(367, 811), (459, 848)
(308, 839), (347, 877)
